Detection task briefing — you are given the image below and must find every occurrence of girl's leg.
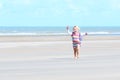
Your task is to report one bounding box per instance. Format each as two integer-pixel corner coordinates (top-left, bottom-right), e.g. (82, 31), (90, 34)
(73, 47), (77, 59)
(76, 45), (80, 58)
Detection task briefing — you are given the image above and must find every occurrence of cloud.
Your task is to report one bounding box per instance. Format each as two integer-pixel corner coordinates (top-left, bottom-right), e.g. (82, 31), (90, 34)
(65, 0), (80, 12)
(110, 0), (120, 10)
(0, 2), (3, 9)
(12, 0), (32, 6)
(33, 7), (65, 18)
(32, 0), (68, 17)
(34, 8), (46, 17)
(65, 0), (91, 16)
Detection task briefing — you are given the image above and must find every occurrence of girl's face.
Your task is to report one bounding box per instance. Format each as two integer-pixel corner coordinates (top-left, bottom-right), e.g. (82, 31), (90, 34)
(73, 27), (79, 32)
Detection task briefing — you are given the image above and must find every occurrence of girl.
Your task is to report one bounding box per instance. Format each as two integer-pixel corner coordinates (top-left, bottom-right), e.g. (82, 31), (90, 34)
(66, 26), (87, 59)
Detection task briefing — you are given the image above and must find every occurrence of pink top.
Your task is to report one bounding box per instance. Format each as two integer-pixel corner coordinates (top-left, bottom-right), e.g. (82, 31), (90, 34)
(71, 32), (81, 44)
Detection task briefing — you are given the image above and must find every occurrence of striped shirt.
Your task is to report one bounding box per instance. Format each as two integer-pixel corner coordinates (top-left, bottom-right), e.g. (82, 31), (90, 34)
(71, 32), (81, 44)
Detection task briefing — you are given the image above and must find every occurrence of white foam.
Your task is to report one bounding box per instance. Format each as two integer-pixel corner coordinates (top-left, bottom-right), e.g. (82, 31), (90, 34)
(0, 31), (119, 36)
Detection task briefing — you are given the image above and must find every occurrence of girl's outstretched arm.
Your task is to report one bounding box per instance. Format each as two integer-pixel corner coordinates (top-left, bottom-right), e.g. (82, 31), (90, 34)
(66, 26), (72, 35)
(80, 33), (88, 41)
(81, 32), (88, 36)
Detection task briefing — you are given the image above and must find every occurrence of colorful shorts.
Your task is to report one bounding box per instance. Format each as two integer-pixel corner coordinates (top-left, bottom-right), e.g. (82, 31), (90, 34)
(73, 42), (81, 48)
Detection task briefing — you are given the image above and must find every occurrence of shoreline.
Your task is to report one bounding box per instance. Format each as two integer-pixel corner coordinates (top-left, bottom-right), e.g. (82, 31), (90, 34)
(0, 35), (119, 42)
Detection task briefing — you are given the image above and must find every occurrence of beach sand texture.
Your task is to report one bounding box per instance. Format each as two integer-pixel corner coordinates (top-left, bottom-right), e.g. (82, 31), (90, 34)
(0, 35), (120, 80)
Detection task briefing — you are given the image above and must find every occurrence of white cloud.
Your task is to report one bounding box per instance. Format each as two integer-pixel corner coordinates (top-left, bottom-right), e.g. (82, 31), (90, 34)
(65, 0), (80, 12)
(52, 8), (65, 16)
(65, 0), (91, 16)
(34, 7), (65, 17)
(23, 0), (31, 5)
(110, 0), (120, 10)
(0, 2), (3, 9)
(12, 0), (32, 6)
(34, 8), (46, 17)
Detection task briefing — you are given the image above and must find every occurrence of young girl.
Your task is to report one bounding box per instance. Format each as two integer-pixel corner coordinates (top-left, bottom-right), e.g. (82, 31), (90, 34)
(66, 26), (87, 59)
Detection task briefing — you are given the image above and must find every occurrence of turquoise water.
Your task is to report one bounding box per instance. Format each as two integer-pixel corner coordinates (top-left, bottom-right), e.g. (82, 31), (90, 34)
(0, 26), (120, 36)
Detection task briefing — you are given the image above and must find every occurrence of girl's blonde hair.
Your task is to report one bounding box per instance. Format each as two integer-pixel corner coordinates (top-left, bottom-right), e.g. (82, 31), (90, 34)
(73, 26), (80, 30)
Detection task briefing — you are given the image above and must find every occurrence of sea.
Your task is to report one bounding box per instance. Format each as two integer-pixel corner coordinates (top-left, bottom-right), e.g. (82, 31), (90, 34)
(0, 26), (120, 36)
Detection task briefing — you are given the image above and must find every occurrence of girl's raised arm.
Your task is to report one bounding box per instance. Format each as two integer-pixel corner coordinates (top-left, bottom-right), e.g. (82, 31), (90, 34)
(66, 26), (72, 35)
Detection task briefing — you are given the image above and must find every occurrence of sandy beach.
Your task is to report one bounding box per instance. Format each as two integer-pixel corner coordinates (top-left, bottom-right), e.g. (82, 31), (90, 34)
(0, 35), (120, 80)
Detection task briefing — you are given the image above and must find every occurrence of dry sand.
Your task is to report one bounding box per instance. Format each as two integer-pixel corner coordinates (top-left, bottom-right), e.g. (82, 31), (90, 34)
(0, 35), (120, 80)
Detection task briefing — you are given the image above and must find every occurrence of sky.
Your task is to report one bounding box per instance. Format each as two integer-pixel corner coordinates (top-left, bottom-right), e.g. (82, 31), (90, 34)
(0, 0), (120, 27)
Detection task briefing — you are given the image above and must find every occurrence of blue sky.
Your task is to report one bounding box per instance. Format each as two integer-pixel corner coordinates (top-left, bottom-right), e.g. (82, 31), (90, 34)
(0, 0), (120, 27)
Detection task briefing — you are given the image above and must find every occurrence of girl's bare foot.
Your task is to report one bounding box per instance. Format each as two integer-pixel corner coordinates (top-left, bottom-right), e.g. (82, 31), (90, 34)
(74, 57), (77, 59)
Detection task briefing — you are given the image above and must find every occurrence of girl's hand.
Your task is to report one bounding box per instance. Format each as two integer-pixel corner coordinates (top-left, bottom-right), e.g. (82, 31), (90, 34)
(66, 26), (69, 30)
(85, 33), (88, 35)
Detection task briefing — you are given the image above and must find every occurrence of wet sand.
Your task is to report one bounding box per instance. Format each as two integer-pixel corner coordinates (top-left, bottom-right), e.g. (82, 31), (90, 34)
(0, 35), (120, 80)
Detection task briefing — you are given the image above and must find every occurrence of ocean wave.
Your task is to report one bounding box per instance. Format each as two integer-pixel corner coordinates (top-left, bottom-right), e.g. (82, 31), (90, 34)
(87, 32), (109, 35)
(0, 32), (68, 36)
(86, 32), (120, 35)
(0, 32), (119, 36)
(0, 33), (37, 36)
